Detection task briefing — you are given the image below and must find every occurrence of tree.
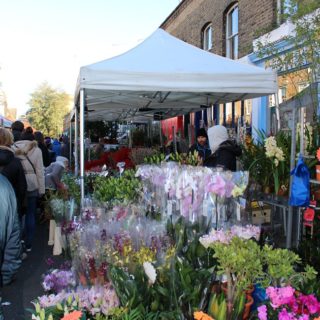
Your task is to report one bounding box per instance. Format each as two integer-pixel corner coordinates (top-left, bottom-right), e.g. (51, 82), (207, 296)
(27, 82), (71, 137)
(256, 0), (320, 103)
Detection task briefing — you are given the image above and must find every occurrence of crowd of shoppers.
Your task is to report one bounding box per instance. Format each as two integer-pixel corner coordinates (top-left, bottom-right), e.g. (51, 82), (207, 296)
(0, 121), (70, 316)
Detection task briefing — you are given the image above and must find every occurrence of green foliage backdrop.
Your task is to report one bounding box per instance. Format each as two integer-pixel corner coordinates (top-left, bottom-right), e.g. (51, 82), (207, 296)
(27, 82), (71, 137)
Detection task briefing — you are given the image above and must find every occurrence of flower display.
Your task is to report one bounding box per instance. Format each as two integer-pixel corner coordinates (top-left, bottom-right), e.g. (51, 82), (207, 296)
(34, 283), (119, 317)
(136, 163), (249, 222)
(42, 269), (76, 293)
(265, 136), (285, 166)
(257, 286), (320, 320)
(199, 225), (260, 248)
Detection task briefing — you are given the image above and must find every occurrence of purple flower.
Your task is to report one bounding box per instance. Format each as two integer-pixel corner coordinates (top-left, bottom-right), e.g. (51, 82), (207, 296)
(45, 258), (54, 267)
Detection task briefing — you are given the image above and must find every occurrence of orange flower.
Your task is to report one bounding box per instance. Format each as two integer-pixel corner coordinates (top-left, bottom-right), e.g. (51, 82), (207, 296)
(194, 311), (214, 320)
(317, 148), (320, 162)
(61, 310), (82, 320)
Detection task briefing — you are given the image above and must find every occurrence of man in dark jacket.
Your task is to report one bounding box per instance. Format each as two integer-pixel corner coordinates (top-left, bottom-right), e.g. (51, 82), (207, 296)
(0, 174), (22, 300)
(189, 128), (211, 161)
(204, 125), (242, 171)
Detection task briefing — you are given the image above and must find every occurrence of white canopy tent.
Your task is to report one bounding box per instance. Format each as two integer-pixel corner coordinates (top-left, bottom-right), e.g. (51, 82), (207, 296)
(74, 27), (278, 211)
(75, 28), (277, 122)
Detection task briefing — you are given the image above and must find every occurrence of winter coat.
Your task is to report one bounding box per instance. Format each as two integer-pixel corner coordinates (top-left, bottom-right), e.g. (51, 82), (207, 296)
(45, 162), (65, 190)
(189, 143), (211, 161)
(12, 140), (45, 195)
(38, 142), (51, 167)
(0, 174), (22, 289)
(52, 139), (61, 157)
(11, 129), (22, 142)
(204, 140), (242, 171)
(60, 136), (70, 160)
(0, 147), (27, 215)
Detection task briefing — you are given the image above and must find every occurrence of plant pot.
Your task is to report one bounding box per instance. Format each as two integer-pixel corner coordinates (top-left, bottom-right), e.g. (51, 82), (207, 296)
(316, 164), (320, 181)
(242, 295), (254, 320)
(53, 226), (63, 255)
(220, 282), (254, 320)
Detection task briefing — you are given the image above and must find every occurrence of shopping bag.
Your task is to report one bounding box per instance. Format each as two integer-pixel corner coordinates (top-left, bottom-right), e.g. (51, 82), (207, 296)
(289, 155), (310, 207)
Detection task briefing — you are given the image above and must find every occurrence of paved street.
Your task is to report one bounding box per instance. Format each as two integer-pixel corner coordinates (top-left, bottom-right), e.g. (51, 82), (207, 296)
(2, 222), (64, 320)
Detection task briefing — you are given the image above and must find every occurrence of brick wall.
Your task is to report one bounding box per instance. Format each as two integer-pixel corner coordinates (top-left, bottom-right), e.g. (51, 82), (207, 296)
(161, 0), (276, 58)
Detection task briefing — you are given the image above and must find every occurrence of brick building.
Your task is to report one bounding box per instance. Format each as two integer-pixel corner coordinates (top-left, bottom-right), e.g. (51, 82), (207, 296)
(159, 0), (319, 138)
(161, 0), (276, 59)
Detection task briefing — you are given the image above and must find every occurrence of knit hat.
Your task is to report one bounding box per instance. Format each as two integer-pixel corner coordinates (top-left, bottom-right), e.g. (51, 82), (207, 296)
(207, 125), (229, 153)
(196, 128), (208, 139)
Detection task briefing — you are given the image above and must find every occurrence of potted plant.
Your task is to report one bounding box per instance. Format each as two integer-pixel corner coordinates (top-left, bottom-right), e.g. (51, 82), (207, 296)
(199, 226), (262, 320)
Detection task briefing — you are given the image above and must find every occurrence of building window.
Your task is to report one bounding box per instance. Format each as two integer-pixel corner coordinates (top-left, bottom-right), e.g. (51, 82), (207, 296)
(298, 82), (309, 93)
(202, 23), (213, 51)
(226, 4), (239, 59)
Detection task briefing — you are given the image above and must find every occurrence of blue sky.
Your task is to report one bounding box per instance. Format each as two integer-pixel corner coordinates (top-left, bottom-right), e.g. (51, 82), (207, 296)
(0, 0), (179, 116)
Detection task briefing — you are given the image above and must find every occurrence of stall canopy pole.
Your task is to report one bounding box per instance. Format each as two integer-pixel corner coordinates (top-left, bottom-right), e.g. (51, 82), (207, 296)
(74, 108), (79, 177)
(69, 120), (72, 167)
(286, 106), (298, 248)
(275, 92), (281, 132)
(80, 89), (85, 204)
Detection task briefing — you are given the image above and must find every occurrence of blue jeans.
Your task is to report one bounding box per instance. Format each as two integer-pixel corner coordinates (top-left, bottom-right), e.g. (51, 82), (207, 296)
(25, 196), (38, 248)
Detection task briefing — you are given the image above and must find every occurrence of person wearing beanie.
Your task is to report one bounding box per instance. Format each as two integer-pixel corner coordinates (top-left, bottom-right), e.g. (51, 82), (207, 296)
(189, 127), (211, 161)
(21, 126), (35, 141)
(45, 156), (69, 190)
(204, 125), (242, 171)
(11, 120), (24, 142)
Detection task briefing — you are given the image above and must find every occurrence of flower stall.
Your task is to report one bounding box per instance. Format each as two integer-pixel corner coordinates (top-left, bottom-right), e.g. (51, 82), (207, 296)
(30, 159), (320, 320)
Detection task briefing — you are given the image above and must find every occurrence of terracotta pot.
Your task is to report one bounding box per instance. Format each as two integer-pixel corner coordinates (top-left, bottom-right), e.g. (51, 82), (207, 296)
(242, 295), (254, 320)
(316, 165), (320, 181)
(220, 282), (254, 320)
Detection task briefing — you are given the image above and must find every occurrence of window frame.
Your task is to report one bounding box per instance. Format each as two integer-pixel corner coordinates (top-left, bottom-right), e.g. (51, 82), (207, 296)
(202, 23), (213, 51)
(226, 3), (239, 59)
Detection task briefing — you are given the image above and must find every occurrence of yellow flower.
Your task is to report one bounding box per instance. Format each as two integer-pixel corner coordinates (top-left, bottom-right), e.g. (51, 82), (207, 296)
(194, 311), (214, 320)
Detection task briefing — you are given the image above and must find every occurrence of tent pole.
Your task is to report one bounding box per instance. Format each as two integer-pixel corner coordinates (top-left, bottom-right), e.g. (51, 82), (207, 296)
(286, 106), (297, 248)
(69, 117), (72, 167)
(80, 89), (85, 204)
(74, 108), (79, 176)
(159, 121), (163, 149)
(275, 92), (281, 132)
(173, 126), (177, 153)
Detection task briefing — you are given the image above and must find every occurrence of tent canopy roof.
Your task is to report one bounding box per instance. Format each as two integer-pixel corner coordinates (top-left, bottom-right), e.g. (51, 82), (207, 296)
(75, 28), (277, 121)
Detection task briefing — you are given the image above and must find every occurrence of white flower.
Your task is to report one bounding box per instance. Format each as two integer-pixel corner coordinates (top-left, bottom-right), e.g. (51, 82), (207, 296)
(143, 261), (157, 285)
(274, 159), (279, 167)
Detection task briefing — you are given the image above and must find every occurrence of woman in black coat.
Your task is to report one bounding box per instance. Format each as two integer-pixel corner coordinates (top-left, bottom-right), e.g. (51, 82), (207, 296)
(204, 125), (242, 171)
(0, 128), (27, 217)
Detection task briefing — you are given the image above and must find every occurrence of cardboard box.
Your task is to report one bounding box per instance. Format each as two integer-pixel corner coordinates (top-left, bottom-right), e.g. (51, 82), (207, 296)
(251, 206), (271, 224)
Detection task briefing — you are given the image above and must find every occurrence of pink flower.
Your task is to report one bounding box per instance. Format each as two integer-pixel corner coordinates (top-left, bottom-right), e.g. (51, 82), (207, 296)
(207, 175), (226, 197)
(257, 305), (267, 320)
(278, 308), (295, 320)
(298, 294), (320, 314)
(266, 286), (295, 309)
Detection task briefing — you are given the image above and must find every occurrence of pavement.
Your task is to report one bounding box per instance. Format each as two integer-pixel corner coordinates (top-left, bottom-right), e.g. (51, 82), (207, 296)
(2, 221), (64, 320)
